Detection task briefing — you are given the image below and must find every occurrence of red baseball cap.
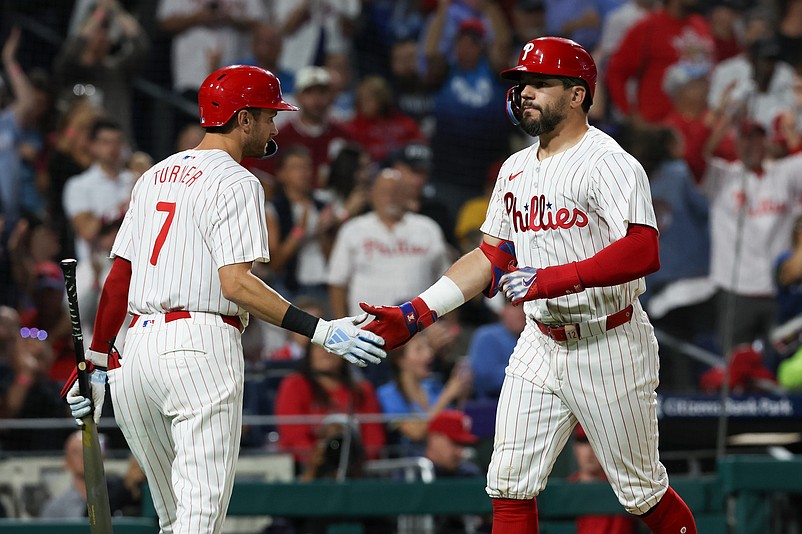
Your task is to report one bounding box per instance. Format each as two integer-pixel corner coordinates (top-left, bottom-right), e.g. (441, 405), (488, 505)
(428, 410), (479, 445)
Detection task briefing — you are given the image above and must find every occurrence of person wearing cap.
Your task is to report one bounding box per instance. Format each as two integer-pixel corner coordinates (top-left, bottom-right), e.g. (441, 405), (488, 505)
(708, 34), (797, 133)
(426, 409), (482, 477)
(422, 1), (514, 223)
(242, 65), (355, 189)
(424, 410), (487, 533)
(702, 114), (802, 353)
(387, 141), (456, 246)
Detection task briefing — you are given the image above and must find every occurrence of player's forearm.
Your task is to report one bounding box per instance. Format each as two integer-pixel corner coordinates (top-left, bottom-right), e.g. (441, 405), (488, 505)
(219, 265), (293, 326)
(441, 248), (494, 302)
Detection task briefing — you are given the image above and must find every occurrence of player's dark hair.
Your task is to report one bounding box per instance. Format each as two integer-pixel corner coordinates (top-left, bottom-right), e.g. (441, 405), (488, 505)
(204, 107), (263, 134)
(560, 77), (592, 113)
(300, 344), (364, 408)
(90, 117), (123, 140)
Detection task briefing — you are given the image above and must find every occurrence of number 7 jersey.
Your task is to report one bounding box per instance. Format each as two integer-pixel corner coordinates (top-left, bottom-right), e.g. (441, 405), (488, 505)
(112, 149), (270, 317)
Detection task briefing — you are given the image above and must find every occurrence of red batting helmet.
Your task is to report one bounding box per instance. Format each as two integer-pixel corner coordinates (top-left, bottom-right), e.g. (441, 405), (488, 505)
(198, 65), (298, 128)
(500, 37), (597, 125)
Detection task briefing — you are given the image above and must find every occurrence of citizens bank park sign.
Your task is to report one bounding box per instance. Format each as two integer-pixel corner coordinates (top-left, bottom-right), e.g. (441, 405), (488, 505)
(657, 394), (802, 419)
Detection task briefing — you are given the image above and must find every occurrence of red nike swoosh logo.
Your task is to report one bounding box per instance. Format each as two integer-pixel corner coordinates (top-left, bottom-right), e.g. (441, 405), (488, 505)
(508, 171), (523, 181)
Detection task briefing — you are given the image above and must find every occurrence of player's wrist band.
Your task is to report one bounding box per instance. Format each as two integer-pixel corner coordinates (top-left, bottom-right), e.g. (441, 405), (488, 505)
(281, 305), (318, 339)
(419, 276), (465, 317)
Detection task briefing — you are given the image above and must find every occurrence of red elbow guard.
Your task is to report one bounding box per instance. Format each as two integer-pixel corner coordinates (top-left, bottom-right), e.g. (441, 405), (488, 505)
(480, 240), (518, 298)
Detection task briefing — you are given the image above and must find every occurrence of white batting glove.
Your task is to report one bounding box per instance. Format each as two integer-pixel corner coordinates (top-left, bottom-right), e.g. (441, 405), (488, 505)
(312, 314), (387, 367)
(499, 267), (540, 305)
(65, 349), (110, 425)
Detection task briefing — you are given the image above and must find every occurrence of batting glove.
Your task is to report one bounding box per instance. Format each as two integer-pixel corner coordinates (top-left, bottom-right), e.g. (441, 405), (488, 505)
(65, 368), (107, 425)
(499, 267), (541, 305)
(312, 314), (387, 367)
(61, 348), (116, 426)
(360, 297), (438, 351)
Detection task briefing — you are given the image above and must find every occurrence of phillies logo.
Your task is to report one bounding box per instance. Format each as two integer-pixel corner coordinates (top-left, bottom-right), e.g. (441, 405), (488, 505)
(504, 193), (589, 232)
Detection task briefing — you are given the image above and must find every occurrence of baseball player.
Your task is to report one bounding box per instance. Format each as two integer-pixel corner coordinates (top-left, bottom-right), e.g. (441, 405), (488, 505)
(361, 38), (697, 533)
(62, 65), (386, 534)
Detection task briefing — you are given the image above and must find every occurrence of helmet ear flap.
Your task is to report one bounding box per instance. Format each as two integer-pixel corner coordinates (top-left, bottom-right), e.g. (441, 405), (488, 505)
(506, 85), (523, 126)
(263, 139), (279, 158)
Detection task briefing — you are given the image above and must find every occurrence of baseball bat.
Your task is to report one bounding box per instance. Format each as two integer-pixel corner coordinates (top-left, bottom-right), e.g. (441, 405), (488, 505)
(61, 259), (115, 534)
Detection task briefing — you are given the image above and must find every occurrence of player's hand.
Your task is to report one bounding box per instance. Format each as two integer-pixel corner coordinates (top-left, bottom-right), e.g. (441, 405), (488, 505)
(312, 314), (386, 367)
(359, 297), (438, 351)
(65, 368), (108, 426)
(499, 266), (541, 305)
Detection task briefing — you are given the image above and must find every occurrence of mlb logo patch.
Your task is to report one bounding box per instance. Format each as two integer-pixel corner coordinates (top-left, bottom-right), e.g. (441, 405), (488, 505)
(142, 319), (154, 328)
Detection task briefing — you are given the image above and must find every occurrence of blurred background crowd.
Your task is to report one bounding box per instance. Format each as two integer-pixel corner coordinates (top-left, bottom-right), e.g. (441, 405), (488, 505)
(2, 0), (802, 526)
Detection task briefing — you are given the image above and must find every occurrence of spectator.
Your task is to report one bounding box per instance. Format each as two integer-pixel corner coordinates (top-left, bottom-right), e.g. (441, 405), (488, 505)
(627, 125), (713, 390)
(267, 0), (361, 76)
(590, 0), (656, 123)
(0, 305), (68, 451)
(377, 332), (472, 457)
(467, 300), (526, 400)
(265, 145), (335, 301)
(777, 0), (802, 72)
(543, 0), (602, 51)
(273, 341), (386, 468)
(317, 142), (372, 224)
(424, 6), (514, 222)
(702, 118), (802, 351)
(509, 0), (547, 54)
(0, 27), (36, 243)
(6, 213), (61, 311)
(774, 214), (802, 326)
(39, 431), (138, 518)
(344, 75), (424, 164)
(53, 0), (149, 143)
(386, 141), (455, 246)
(157, 0), (265, 98)
(45, 99), (101, 261)
(243, 66), (353, 189)
(324, 52), (358, 123)
(660, 62), (715, 183)
(236, 22), (295, 96)
(706, 0), (747, 62)
(569, 425), (638, 534)
(62, 118), (135, 333)
(707, 37), (797, 134)
(773, 69), (802, 157)
(18, 261), (75, 384)
(327, 168), (451, 318)
(387, 38), (437, 139)
(174, 122), (205, 152)
(606, 0), (715, 124)
(18, 69), (55, 220)
(423, 410), (487, 533)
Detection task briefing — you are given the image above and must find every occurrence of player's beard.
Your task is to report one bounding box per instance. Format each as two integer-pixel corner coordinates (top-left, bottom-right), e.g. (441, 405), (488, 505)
(519, 93), (570, 137)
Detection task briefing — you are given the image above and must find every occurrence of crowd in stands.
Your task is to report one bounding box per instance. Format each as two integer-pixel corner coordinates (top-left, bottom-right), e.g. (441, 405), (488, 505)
(3, 0), (802, 524)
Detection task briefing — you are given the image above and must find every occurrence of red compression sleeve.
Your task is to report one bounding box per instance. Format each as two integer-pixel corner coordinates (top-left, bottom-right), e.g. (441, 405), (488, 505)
(536, 224), (659, 297)
(89, 257), (132, 353)
(575, 224), (659, 286)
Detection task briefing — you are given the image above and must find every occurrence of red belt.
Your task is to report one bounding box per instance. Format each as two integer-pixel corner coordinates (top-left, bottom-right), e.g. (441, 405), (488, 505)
(129, 310), (242, 330)
(535, 305), (633, 341)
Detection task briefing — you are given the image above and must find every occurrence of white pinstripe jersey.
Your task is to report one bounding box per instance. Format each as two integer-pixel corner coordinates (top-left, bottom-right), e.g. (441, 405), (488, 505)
(480, 126), (657, 324)
(112, 149), (270, 317)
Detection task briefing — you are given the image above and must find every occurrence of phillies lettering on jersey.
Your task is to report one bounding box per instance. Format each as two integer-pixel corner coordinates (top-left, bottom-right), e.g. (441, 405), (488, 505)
(504, 192), (589, 232)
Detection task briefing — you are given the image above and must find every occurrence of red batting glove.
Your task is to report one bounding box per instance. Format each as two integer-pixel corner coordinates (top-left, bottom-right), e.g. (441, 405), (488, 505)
(359, 297), (438, 351)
